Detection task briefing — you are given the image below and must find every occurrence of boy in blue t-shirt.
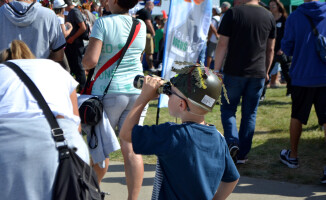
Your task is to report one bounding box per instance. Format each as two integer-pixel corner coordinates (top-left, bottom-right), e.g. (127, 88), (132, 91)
(120, 64), (240, 199)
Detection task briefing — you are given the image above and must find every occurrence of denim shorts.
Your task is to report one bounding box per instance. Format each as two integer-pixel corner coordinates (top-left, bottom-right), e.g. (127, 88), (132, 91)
(102, 93), (148, 134)
(291, 86), (326, 125)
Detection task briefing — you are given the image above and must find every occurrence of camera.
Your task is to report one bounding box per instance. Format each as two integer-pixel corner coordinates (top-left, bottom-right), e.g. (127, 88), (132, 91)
(133, 75), (172, 95)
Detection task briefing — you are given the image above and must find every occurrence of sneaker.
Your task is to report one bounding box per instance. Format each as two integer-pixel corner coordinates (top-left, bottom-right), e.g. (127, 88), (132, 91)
(237, 157), (248, 165)
(280, 149), (299, 168)
(321, 167), (326, 184)
(229, 144), (239, 163)
(259, 96), (265, 102)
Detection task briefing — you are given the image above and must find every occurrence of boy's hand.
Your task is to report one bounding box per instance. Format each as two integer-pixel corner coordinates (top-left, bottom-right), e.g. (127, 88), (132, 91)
(139, 75), (164, 102)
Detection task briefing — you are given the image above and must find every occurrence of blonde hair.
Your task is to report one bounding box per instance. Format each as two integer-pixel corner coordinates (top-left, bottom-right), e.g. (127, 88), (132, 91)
(0, 40), (35, 63)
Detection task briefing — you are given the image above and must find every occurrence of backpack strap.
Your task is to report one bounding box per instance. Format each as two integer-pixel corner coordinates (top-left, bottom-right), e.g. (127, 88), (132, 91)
(304, 14), (319, 37)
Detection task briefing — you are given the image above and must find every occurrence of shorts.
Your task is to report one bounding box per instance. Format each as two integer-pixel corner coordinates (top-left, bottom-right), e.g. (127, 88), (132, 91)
(206, 41), (217, 58)
(102, 93), (148, 133)
(145, 33), (154, 55)
(291, 86), (326, 125)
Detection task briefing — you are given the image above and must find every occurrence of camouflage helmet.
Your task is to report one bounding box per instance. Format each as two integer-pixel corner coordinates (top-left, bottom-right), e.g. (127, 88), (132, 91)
(170, 63), (222, 112)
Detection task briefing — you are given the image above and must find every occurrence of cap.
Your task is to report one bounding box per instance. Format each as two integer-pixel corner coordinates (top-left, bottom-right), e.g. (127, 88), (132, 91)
(170, 63), (222, 112)
(213, 6), (221, 15)
(53, 0), (67, 8)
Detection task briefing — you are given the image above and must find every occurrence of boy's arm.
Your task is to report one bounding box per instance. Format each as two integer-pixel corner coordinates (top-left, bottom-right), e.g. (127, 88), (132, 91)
(120, 76), (164, 143)
(212, 179), (239, 200)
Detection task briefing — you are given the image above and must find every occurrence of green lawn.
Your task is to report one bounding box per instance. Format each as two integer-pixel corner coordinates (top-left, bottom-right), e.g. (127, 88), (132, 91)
(109, 86), (326, 185)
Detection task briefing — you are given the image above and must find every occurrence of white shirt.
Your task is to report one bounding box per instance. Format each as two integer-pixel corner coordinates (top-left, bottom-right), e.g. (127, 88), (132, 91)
(209, 15), (221, 43)
(0, 59), (80, 124)
(57, 16), (65, 25)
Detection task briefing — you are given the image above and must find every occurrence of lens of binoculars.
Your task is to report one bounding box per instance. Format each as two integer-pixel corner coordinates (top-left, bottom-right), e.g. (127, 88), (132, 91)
(133, 75), (172, 95)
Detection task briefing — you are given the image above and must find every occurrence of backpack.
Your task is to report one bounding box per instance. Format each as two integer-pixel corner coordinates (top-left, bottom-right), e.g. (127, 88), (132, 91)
(81, 11), (92, 41)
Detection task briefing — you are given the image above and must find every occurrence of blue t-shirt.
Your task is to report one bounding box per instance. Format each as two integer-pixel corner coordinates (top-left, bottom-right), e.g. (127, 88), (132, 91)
(90, 15), (146, 95)
(132, 122), (240, 200)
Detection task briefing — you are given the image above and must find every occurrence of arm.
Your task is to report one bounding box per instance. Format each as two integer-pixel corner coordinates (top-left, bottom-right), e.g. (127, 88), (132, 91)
(212, 180), (239, 200)
(214, 35), (229, 72)
(265, 38), (275, 80)
(82, 37), (103, 70)
(60, 22), (73, 38)
(120, 76), (163, 143)
(70, 89), (82, 133)
(210, 23), (219, 38)
(67, 21), (87, 44)
(145, 19), (155, 37)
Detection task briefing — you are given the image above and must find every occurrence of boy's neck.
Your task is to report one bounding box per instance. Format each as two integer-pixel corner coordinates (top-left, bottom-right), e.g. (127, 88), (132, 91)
(181, 115), (207, 125)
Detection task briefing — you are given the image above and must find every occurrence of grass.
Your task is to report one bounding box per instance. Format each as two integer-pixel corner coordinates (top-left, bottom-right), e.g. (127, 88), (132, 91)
(109, 85), (326, 185)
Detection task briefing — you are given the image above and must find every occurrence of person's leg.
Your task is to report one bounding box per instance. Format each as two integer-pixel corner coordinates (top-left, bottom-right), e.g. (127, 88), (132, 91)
(65, 42), (86, 89)
(237, 77), (265, 159)
(145, 34), (154, 70)
(314, 86), (326, 143)
(221, 74), (245, 146)
(206, 56), (213, 69)
(118, 94), (148, 200)
(145, 53), (154, 70)
(76, 44), (86, 89)
(92, 158), (110, 185)
(120, 139), (144, 200)
(280, 86), (313, 168)
(205, 41), (216, 68)
(289, 118), (302, 158)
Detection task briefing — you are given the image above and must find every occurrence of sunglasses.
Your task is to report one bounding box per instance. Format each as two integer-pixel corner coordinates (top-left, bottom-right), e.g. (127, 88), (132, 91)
(168, 90), (191, 111)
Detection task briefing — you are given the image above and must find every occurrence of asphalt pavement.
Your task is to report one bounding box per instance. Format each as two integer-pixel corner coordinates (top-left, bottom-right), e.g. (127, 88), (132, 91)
(99, 161), (326, 200)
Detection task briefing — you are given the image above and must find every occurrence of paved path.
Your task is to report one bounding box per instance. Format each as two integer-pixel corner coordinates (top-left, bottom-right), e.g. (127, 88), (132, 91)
(100, 161), (326, 200)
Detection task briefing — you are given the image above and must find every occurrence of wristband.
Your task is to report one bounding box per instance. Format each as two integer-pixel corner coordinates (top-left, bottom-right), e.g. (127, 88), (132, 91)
(214, 70), (220, 73)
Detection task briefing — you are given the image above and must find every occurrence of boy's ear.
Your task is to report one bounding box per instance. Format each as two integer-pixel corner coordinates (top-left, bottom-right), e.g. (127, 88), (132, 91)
(178, 99), (187, 112)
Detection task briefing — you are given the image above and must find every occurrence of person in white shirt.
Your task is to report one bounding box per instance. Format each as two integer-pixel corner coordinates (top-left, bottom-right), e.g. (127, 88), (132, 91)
(206, 6), (221, 68)
(0, 40), (89, 200)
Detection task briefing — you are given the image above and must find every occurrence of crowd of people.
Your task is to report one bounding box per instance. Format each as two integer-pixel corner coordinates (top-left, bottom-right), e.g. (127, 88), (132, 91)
(209, 0), (326, 184)
(0, 0), (325, 199)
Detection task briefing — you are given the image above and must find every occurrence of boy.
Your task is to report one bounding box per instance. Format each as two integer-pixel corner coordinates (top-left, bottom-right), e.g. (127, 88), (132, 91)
(120, 65), (240, 199)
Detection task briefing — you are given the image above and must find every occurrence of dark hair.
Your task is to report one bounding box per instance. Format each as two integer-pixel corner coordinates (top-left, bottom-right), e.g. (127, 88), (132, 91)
(117, 0), (138, 10)
(269, 0), (288, 18)
(65, 0), (73, 6)
(53, 8), (63, 14)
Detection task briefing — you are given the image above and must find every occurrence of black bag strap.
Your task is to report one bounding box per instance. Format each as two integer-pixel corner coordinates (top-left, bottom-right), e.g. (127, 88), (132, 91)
(3, 61), (67, 145)
(101, 18), (139, 100)
(304, 14), (319, 37)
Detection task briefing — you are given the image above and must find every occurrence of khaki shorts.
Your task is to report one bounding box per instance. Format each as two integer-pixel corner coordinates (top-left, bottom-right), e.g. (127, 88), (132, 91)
(145, 33), (154, 55)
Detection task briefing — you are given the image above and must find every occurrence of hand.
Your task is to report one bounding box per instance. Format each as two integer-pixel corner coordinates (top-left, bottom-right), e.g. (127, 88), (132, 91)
(276, 49), (283, 55)
(139, 75), (164, 102)
(265, 73), (270, 82)
(67, 36), (75, 44)
(213, 69), (224, 83)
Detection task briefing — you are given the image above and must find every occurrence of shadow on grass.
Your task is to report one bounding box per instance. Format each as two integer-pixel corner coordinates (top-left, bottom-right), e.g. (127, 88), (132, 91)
(259, 99), (292, 106)
(238, 135), (326, 185)
(254, 129), (284, 134)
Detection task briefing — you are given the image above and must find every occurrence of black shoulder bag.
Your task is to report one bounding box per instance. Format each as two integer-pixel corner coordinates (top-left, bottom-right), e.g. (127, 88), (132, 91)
(304, 14), (326, 64)
(3, 61), (103, 200)
(79, 18), (141, 149)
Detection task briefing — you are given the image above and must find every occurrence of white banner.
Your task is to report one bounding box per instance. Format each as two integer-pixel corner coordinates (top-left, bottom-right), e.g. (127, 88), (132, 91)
(158, 0), (212, 108)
